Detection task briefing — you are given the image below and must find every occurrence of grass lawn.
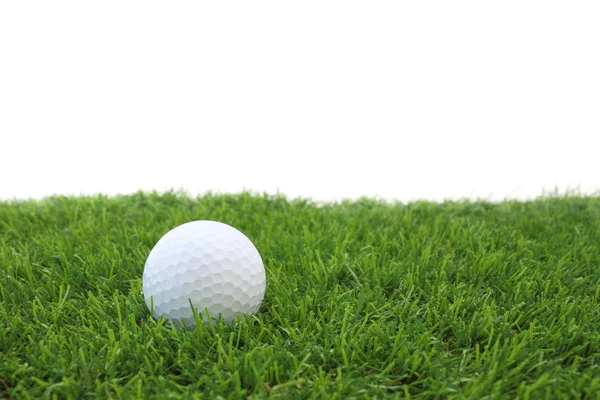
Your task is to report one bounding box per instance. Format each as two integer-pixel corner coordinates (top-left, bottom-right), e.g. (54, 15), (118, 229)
(1, 192), (599, 399)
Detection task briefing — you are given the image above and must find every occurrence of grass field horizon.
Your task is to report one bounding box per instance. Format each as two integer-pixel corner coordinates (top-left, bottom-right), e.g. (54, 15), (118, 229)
(1, 192), (599, 398)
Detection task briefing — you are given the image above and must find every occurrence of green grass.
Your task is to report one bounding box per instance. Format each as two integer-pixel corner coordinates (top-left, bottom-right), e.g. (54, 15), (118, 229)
(1, 192), (599, 399)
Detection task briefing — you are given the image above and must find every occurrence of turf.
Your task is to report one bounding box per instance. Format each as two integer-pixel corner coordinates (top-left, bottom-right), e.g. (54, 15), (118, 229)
(0, 192), (599, 399)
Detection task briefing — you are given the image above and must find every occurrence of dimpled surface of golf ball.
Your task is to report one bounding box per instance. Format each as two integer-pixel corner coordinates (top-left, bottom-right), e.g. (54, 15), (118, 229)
(142, 220), (266, 327)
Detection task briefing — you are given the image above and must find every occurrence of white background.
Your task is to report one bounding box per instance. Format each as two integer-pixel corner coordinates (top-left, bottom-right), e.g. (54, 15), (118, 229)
(1, 1), (598, 202)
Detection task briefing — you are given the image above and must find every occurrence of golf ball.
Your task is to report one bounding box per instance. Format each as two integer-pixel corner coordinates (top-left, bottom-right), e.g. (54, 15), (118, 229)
(142, 220), (266, 327)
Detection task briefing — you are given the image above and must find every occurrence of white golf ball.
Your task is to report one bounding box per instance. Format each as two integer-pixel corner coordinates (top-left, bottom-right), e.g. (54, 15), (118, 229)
(142, 220), (266, 327)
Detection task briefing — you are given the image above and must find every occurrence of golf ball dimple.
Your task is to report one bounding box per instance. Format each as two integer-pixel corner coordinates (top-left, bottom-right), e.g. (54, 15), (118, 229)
(142, 220), (266, 327)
